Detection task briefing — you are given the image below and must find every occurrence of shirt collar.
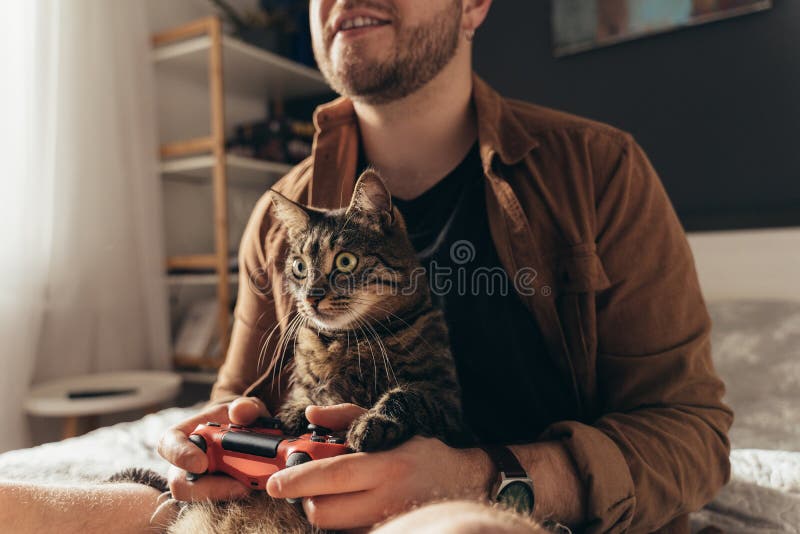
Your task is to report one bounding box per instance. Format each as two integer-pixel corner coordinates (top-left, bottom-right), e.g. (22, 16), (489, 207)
(308, 72), (540, 208)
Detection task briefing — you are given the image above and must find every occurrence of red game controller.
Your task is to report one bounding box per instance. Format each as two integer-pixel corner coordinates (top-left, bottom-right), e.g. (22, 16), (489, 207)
(187, 417), (350, 497)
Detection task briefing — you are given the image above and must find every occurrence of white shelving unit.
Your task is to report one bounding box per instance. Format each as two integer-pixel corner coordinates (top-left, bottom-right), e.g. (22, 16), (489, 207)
(152, 33), (328, 100)
(160, 154), (293, 187)
(166, 272), (238, 286)
(152, 16), (331, 371)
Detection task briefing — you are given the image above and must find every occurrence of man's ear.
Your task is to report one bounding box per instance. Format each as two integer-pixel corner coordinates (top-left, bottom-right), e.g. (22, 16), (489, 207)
(346, 168), (393, 223)
(268, 189), (311, 231)
(462, 0), (492, 34)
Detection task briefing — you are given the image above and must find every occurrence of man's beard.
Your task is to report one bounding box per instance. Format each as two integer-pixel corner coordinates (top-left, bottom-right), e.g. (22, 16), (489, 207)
(313, 1), (462, 105)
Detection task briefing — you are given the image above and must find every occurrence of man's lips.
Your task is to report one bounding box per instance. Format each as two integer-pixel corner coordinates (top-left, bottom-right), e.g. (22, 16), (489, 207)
(332, 10), (392, 36)
(335, 22), (391, 41)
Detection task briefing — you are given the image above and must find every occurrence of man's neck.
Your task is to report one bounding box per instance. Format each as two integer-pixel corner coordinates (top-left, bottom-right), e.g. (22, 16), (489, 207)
(352, 61), (477, 200)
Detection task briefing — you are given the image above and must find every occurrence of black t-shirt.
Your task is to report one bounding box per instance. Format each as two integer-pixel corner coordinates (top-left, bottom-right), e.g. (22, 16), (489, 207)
(357, 142), (578, 444)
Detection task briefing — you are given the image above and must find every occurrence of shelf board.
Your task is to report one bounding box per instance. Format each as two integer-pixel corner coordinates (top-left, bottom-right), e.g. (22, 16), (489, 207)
(178, 369), (219, 385)
(153, 34), (331, 99)
(167, 272), (238, 286)
(160, 154), (292, 188)
(160, 136), (214, 159)
(174, 354), (224, 370)
(166, 254), (218, 271)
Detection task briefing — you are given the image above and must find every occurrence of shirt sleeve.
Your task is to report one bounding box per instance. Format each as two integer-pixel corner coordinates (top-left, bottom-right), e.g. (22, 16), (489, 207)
(542, 134), (733, 533)
(210, 190), (278, 406)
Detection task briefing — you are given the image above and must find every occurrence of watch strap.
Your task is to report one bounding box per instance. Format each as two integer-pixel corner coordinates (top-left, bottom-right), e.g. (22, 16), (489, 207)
(479, 444), (527, 478)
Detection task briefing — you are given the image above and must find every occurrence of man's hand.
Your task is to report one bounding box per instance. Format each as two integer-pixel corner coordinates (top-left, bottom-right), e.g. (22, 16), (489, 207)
(157, 396), (269, 501)
(266, 403), (495, 530)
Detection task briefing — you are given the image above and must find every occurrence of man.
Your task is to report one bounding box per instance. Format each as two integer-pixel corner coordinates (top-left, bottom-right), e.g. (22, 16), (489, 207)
(158, 0), (732, 531)
(0, 0), (731, 532)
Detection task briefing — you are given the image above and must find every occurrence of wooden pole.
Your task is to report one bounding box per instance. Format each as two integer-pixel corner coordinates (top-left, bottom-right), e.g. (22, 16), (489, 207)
(208, 17), (231, 360)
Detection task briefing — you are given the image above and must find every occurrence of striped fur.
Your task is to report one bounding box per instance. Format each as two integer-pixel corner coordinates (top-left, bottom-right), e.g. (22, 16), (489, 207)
(273, 169), (467, 450)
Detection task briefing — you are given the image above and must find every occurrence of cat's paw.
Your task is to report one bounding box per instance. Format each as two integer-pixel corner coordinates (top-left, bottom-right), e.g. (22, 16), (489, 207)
(346, 412), (407, 452)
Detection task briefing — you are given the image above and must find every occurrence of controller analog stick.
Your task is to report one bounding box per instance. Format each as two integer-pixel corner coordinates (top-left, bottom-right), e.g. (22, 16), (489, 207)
(308, 423), (331, 443)
(189, 434), (207, 452)
(285, 452), (312, 504)
(186, 434), (208, 481)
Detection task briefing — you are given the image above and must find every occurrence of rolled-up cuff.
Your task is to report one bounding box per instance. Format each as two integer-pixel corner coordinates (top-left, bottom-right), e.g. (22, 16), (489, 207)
(540, 420), (635, 533)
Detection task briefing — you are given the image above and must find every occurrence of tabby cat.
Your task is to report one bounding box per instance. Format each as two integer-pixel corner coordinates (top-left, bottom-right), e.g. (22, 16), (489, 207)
(166, 169), (468, 533)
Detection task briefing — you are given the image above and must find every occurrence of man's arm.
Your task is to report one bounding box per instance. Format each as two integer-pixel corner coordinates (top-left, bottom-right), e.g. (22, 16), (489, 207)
(263, 404), (584, 530)
(537, 133), (733, 532)
(211, 191), (279, 405)
(0, 481), (169, 534)
(211, 160), (313, 410)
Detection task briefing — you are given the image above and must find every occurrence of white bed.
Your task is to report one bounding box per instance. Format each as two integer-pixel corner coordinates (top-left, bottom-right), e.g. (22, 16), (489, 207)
(1, 298), (797, 533)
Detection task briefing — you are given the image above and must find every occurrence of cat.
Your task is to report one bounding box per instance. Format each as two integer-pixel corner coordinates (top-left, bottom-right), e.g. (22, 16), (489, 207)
(164, 169), (469, 533)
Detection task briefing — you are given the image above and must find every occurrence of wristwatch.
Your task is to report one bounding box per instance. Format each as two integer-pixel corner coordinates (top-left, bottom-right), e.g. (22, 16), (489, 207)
(480, 444), (535, 515)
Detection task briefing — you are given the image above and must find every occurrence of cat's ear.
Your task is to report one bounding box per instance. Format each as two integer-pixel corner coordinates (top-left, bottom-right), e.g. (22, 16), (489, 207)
(269, 190), (310, 232)
(347, 168), (393, 224)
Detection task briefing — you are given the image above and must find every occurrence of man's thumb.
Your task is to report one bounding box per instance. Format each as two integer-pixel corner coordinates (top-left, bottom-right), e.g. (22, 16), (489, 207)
(229, 396), (268, 425)
(305, 403), (367, 431)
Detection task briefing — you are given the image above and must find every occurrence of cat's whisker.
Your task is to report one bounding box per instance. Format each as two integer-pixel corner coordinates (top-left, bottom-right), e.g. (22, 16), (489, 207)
(354, 309), (399, 386)
(352, 305), (428, 388)
(290, 315), (308, 392)
(353, 320), (363, 379)
(349, 313), (379, 393)
(344, 309), (364, 380)
(282, 313), (309, 391)
(268, 318), (293, 396)
(344, 328), (359, 379)
(352, 311), (396, 388)
(267, 316), (297, 395)
(271, 313), (305, 395)
(345, 295), (440, 353)
(257, 310), (294, 376)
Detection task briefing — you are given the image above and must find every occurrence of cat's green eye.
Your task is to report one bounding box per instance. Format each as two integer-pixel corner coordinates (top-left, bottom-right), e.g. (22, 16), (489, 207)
(291, 258), (307, 279)
(334, 251), (358, 273)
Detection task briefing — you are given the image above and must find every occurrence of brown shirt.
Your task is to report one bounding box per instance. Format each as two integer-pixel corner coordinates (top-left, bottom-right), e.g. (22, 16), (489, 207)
(212, 73), (733, 534)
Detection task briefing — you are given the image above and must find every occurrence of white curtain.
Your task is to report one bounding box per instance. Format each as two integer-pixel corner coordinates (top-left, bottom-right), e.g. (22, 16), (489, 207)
(0, 1), (171, 453)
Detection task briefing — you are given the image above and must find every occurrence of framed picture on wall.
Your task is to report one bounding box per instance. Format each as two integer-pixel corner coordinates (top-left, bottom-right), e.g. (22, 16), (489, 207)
(552, 0), (772, 57)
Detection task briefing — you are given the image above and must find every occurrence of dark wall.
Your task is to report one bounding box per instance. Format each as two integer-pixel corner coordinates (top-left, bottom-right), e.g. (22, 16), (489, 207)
(474, 1), (800, 231)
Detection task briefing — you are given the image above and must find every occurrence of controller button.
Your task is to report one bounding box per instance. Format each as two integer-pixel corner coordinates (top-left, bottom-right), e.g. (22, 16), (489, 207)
(328, 437), (345, 444)
(206, 422), (221, 427)
(311, 436), (326, 443)
(307, 424), (332, 437)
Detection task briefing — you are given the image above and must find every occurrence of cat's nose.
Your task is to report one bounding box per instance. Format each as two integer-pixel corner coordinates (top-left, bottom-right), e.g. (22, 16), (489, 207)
(306, 295), (323, 309)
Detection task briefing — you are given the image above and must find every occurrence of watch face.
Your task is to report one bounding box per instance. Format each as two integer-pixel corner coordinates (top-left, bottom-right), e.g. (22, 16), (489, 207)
(497, 480), (534, 515)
